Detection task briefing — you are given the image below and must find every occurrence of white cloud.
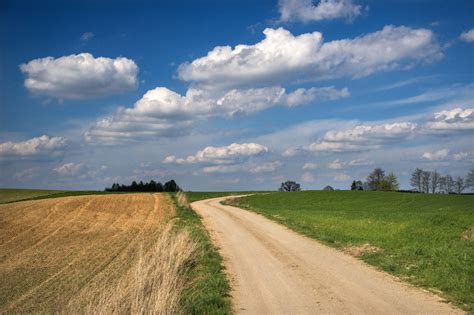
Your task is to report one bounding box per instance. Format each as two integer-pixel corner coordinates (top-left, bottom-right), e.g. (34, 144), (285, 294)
(308, 122), (417, 152)
(302, 162), (318, 170)
(422, 149), (449, 161)
(53, 162), (84, 175)
(301, 172), (316, 182)
(279, 0), (363, 23)
(20, 53), (138, 99)
(249, 161), (282, 173)
(460, 28), (474, 42)
(80, 32), (94, 42)
(347, 158), (373, 166)
(163, 143), (268, 164)
(0, 135), (67, 159)
(86, 85), (346, 144)
(425, 107), (474, 131)
(334, 173), (350, 181)
(328, 159), (343, 169)
(201, 161), (282, 174)
(178, 26), (441, 88)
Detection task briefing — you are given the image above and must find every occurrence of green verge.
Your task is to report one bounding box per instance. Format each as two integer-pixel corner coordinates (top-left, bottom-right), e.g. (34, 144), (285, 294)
(171, 193), (231, 314)
(186, 191), (261, 203)
(227, 190), (474, 311)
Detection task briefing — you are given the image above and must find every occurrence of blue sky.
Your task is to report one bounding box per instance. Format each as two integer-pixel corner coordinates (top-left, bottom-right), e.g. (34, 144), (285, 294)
(1, 0), (473, 191)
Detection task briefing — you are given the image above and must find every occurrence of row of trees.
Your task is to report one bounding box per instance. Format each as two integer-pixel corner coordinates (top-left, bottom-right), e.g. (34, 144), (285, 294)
(350, 168), (400, 191)
(105, 179), (180, 192)
(410, 169), (474, 194)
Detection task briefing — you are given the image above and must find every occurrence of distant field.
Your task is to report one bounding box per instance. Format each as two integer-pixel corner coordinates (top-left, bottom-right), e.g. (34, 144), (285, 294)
(186, 191), (260, 203)
(0, 193), (175, 313)
(228, 191), (474, 311)
(0, 188), (67, 203)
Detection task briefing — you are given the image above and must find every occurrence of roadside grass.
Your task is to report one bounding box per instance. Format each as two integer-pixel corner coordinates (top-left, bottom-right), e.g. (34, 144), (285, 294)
(227, 190), (474, 311)
(172, 192), (231, 314)
(0, 188), (67, 203)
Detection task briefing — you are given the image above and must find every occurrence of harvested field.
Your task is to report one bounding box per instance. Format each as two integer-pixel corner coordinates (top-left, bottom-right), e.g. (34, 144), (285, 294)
(0, 193), (176, 313)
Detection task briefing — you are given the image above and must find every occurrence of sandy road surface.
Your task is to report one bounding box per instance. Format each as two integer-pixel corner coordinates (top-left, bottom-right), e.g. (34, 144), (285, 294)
(191, 197), (463, 314)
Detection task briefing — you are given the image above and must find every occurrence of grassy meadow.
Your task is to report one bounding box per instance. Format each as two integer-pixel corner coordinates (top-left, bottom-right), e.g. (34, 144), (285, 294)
(227, 190), (474, 311)
(0, 188), (67, 203)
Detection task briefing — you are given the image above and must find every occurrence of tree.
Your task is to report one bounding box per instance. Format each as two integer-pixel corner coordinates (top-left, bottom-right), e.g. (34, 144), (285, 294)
(279, 181), (301, 192)
(384, 173), (399, 191)
(131, 181), (138, 192)
(367, 168), (385, 191)
(155, 181), (164, 192)
(466, 169), (474, 189)
(430, 171), (441, 194)
(454, 176), (466, 194)
(351, 180), (363, 190)
(410, 168), (424, 192)
(444, 175), (454, 194)
(421, 171), (430, 193)
(164, 180), (180, 192)
(323, 185), (334, 191)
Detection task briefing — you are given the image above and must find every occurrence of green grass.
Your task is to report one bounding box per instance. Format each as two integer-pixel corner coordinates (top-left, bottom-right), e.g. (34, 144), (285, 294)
(0, 188), (68, 203)
(171, 194), (231, 314)
(228, 190), (474, 311)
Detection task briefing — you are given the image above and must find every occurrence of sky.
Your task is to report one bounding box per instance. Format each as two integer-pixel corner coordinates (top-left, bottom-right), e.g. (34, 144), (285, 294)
(0, 0), (473, 191)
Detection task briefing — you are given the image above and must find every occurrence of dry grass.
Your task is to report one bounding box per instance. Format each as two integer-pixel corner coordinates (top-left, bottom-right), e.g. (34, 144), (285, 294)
(0, 193), (179, 313)
(82, 223), (197, 315)
(343, 243), (384, 257)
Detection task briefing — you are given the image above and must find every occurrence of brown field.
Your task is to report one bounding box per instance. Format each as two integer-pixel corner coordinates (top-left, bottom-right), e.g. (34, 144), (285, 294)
(0, 193), (192, 313)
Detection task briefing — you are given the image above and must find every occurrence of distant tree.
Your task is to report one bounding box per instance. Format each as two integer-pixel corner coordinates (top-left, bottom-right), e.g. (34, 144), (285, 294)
(323, 185), (334, 191)
(430, 171), (441, 194)
(439, 176), (447, 193)
(131, 181), (138, 192)
(367, 168), (385, 191)
(384, 173), (399, 191)
(466, 169), (474, 189)
(454, 176), (466, 194)
(421, 171), (431, 193)
(279, 181), (301, 192)
(155, 182), (164, 192)
(351, 180), (363, 190)
(444, 175), (454, 194)
(410, 168), (423, 192)
(164, 179), (180, 192)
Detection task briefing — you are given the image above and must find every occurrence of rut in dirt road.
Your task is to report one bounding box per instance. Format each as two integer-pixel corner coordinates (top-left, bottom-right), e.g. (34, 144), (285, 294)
(191, 197), (464, 315)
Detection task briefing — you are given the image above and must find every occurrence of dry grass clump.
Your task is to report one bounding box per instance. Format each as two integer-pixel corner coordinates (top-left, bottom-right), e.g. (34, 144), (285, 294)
(461, 227), (473, 240)
(344, 243), (383, 257)
(85, 223), (197, 315)
(176, 191), (190, 208)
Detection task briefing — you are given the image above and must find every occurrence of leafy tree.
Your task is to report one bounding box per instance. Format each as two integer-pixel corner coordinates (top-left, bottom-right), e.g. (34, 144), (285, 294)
(384, 173), (399, 191)
(351, 180), (363, 190)
(367, 168), (385, 190)
(164, 180), (180, 192)
(279, 181), (301, 192)
(410, 168), (423, 192)
(155, 181), (164, 192)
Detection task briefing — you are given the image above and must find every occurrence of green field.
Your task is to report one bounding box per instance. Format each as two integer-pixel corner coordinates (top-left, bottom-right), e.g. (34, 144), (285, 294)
(228, 191), (474, 311)
(0, 188), (67, 203)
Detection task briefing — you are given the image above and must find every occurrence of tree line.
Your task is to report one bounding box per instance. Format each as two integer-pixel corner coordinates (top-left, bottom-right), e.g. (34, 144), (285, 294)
(105, 179), (181, 192)
(410, 169), (474, 194)
(351, 168), (400, 191)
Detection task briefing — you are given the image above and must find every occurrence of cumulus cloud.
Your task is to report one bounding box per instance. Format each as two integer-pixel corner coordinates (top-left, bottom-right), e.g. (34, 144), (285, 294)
(53, 162), (84, 175)
(302, 162), (318, 170)
(422, 149), (449, 161)
(249, 161), (282, 173)
(328, 159), (343, 169)
(20, 53), (138, 99)
(85, 85), (347, 144)
(425, 107), (474, 131)
(201, 161), (282, 174)
(347, 158), (373, 166)
(308, 122), (417, 152)
(301, 172), (316, 182)
(460, 28), (474, 42)
(0, 135), (67, 159)
(178, 26), (441, 88)
(163, 143), (268, 164)
(279, 0), (363, 23)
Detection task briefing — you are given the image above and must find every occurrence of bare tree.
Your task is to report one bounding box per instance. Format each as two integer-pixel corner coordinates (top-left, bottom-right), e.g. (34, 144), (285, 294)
(444, 175), (454, 194)
(439, 176), (447, 193)
(421, 171), (431, 193)
(430, 171), (441, 194)
(454, 176), (466, 194)
(466, 169), (474, 189)
(410, 168), (423, 192)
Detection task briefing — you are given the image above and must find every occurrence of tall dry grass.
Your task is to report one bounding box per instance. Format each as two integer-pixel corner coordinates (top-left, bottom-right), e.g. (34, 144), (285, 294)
(176, 191), (189, 208)
(83, 222), (197, 315)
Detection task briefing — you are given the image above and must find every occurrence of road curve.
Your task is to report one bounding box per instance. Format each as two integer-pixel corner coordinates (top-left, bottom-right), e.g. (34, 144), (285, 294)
(191, 196), (463, 314)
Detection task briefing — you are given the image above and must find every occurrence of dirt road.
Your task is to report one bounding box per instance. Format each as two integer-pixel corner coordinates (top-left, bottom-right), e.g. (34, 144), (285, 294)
(191, 197), (463, 314)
